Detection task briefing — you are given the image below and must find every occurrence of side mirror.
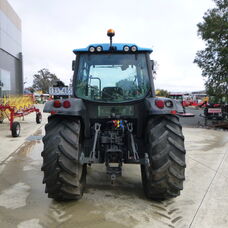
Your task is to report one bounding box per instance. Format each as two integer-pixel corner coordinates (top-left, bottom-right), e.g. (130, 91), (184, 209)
(150, 60), (154, 71)
(72, 60), (76, 71)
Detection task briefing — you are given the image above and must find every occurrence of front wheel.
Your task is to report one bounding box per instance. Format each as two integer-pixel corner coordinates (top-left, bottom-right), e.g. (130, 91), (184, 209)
(41, 116), (87, 200)
(141, 115), (186, 200)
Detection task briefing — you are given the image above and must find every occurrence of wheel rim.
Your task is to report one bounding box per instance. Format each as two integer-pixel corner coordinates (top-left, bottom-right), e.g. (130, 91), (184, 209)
(16, 125), (20, 135)
(37, 114), (42, 122)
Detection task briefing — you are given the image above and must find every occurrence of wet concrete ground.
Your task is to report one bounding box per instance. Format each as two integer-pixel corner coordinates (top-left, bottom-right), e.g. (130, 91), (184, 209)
(0, 104), (49, 162)
(0, 127), (228, 228)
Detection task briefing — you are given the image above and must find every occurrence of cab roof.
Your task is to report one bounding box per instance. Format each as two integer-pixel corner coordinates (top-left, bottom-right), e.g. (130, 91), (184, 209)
(73, 43), (153, 54)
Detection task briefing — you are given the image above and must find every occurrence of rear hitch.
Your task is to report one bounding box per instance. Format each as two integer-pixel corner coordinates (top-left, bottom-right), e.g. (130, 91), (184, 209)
(107, 167), (121, 184)
(105, 148), (123, 183)
(89, 123), (101, 163)
(110, 174), (116, 185)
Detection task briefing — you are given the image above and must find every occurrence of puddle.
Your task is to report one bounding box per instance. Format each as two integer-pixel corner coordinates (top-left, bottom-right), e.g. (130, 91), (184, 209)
(23, 161), (41, 171)
(26, 135), (43, 141)
(183, 128), (228, 152)
(17, 219), (43, 228)
(0, 164), (6, 175)
(0, 183), (30, 209)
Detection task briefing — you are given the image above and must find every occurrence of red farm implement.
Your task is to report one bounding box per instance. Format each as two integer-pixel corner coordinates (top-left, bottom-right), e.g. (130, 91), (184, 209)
(0, 95), (42, 137)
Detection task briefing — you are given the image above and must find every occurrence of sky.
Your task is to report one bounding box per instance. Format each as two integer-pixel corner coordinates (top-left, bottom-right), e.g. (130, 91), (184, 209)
(8, 0), (215, 92)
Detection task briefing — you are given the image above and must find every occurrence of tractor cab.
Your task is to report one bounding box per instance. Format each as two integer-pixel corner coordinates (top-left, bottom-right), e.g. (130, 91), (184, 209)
(72, 29), (155, 103)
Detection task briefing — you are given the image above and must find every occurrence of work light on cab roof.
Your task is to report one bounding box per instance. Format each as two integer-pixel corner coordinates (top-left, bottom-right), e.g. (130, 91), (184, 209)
(73, 28), (152, 54)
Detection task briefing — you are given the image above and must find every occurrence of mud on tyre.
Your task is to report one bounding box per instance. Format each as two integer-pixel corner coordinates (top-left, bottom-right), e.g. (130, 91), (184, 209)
(41, 115), (86, 200)
(141, 115), (186, 200)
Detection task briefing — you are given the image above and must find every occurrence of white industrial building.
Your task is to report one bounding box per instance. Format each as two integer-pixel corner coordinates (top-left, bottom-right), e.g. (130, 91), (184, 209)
(0, 0), (23, 96)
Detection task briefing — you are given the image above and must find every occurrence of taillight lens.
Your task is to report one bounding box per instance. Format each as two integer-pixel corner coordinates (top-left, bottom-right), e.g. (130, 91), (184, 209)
(165, 100), (173, 108)
(53, 100), (61, 108)
(155, 99), (165, 109)
(170, 110), (177, 114)
(63, 100), (71, 108)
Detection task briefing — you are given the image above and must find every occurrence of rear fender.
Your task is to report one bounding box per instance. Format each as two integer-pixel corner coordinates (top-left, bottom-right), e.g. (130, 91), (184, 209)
(43, 98), (86, 116)
(43, 98), (89, 137)
(145, 97), (183, 115)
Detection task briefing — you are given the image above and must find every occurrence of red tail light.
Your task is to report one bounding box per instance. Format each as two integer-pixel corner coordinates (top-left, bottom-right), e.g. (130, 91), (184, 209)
(170, 110), (177, 114)
(50, 111), (57, 115)
(155, 99), (165, 109)
(53, 100), (61, 108)
(63, 100), (71, 108)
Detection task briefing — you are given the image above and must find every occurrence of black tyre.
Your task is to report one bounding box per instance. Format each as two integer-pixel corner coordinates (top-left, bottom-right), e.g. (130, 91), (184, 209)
(11, 122), (20, 137)
(141, 115), (186, 200)
(36, 112), (42, 124)
(41, 116), (87, 200)
(0, 115), (3, 124)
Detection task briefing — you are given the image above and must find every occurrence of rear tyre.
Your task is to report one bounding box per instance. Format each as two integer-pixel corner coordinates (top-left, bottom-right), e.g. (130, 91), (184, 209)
(11, 122), (20, 137)
(0, 115), (3, 124)
(41, 116), (86, 200)
(141, 115), (186, 200)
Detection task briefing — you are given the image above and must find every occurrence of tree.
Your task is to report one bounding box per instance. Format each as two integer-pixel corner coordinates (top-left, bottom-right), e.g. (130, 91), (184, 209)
(116, 79), (135, 90)
(194, 0), (228, 100)
(156, 89), (169, 97)
(32, 68), (59, 93)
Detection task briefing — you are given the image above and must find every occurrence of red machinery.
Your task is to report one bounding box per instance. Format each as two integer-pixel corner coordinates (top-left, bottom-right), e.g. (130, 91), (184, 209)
(0, 96), (42, 137)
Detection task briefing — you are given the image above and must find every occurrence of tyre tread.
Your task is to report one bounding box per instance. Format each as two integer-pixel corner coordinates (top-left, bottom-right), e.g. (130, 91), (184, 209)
(41, 116), (86, 200)
(141, 115), (186, 200)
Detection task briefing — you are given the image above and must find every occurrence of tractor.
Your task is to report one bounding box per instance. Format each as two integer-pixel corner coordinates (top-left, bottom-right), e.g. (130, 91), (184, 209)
(202, 96), (228, 120)
(41, 29), (186, 201)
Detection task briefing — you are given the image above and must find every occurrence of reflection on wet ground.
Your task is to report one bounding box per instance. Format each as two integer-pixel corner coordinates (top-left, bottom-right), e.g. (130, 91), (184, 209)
(0, 127), (228, 228)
